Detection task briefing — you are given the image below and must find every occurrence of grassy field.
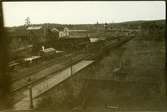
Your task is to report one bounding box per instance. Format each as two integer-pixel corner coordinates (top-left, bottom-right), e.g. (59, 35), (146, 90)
(83, 37), (166, 111)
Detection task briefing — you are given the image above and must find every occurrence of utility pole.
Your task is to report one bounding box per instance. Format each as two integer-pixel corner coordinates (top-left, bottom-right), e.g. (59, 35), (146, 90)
(70, 43), (74, 76)
(27, 77), (33, 109)
(70, 56), (72, 76)
(25, 17), (31, 43)
(44, 23), (49, 40)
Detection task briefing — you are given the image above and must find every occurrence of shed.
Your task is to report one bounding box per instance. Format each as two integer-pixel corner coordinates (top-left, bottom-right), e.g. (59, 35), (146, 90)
(27, 26), (42, 30)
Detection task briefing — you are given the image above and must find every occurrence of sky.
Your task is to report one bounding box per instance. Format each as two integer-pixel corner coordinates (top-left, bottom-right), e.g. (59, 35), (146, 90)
(2, 1), (166, 27)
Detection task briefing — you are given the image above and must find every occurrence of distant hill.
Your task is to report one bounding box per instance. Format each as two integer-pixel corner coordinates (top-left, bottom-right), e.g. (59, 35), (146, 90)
(5, 19), (165, 31)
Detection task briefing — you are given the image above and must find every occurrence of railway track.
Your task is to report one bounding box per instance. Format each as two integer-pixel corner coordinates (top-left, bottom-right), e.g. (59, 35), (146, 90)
(11, 35), (134, 83)
(11, 52), (73, 82)
(11, 35), (135, 108)
(11, 54), (94, 107)
(11, 51), (91, 94)
(11, 36), (134, 93)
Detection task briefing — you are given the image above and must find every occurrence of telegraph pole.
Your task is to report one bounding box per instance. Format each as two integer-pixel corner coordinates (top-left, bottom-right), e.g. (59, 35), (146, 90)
(27, 77), (33, 109)
(70, 56), (72, 76)
(25, 17), (31, 43)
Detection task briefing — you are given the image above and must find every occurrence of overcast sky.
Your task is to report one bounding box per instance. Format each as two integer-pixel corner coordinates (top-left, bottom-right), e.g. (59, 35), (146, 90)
(2, 1), (166, 27)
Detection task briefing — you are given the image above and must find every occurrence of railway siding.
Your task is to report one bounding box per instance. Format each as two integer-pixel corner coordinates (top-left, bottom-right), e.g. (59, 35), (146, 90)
(11, 53), (85, 92)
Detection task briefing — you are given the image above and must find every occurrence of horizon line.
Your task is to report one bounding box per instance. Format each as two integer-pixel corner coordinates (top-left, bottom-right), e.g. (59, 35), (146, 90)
(4, 19), (165, 28)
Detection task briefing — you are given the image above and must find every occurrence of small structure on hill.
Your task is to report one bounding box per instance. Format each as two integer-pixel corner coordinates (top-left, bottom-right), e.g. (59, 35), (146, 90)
(58, 27), (88, 39)
(59, 27), (70, 38)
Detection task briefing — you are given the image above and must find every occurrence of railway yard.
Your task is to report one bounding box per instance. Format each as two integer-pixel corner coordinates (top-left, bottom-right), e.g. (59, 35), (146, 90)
(2, 20), (166, 111)
(10, 35), (134, 109)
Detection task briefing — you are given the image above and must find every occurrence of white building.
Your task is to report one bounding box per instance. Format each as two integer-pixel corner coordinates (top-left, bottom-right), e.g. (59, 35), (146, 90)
(59, 27), (70, 38)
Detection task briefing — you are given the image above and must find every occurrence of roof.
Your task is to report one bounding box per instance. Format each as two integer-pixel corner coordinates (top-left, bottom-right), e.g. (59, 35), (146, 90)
(51, 28), (59, 32)
(24, 56), (41, 61)
(41, 48), (55, 53)
(56, 50), (64, 53)
(89, 37), (100, 43)
(27, 26), (42, 30)
(69, 30), (88, 32)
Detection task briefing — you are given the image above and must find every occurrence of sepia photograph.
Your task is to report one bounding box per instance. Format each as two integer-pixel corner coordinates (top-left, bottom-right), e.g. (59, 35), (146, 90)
(0, 1), (166, 112)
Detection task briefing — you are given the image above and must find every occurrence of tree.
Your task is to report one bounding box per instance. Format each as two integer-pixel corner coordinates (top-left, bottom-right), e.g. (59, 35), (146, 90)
(25, 17), (31, 28)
